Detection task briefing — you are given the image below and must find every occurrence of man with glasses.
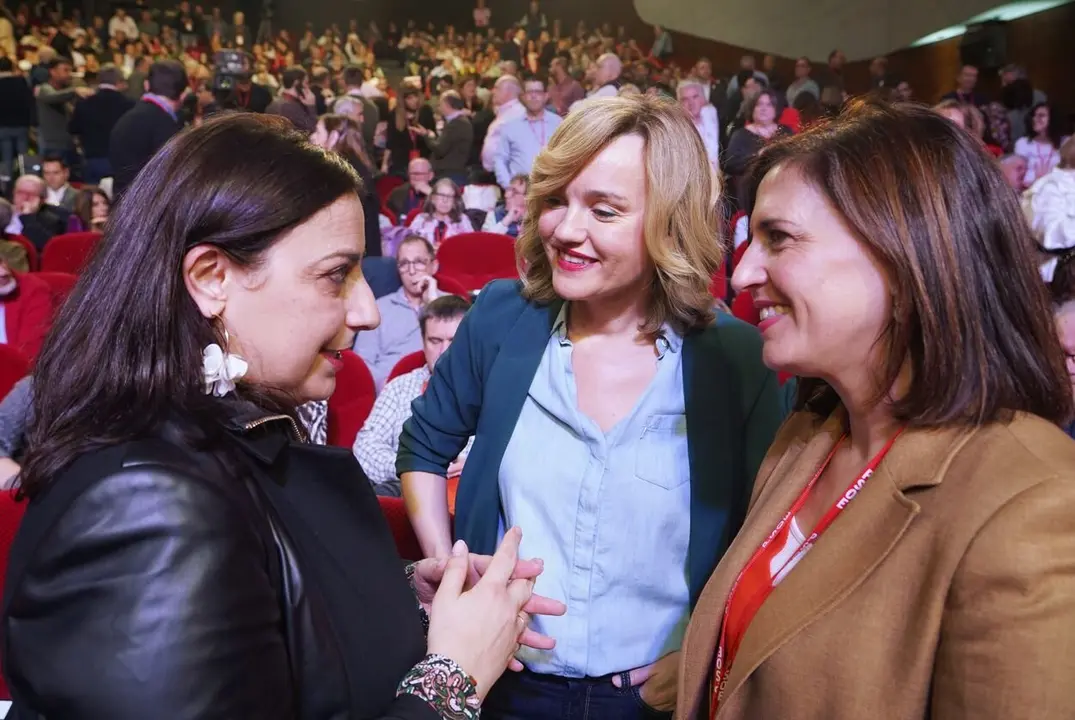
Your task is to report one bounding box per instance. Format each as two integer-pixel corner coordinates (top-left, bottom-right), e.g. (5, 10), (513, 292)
(353, 235), (444, 390)
(493, 75), (561, 189)
(386, 157), (434, 218)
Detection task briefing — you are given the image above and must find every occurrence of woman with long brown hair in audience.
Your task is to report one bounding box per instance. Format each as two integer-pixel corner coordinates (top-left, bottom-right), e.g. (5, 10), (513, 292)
(386, 86), (434, 176)
(400, 94), (787, 720)
(2, 113), (565, 720)
(311, 112), (383, 257)
(677, 99), (1075, 719)
(70, 185), (110, 232)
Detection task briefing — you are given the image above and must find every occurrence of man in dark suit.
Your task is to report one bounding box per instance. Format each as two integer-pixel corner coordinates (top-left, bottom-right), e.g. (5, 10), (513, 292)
(9, 175), (70, 251)
(109, 60), (187, 197)
(417, 91), (472, 185)
(68, 64), (135, 184)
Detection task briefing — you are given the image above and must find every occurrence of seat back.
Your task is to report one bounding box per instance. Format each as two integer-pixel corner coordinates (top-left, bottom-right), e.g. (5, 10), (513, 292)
(403, 207), (422, 228)
(327, 350), (376, 449)
(387, 351), (425, 384)
(0, 491), (27, 700)
(7, 235), (38, 272)
(40, 232), (102, 275)
(377, 496), (423, 560)
(375, 175), (405, 204)
(434, 272), (470, 299)
(0, 346), (28, 401)
(33, 272), (79, 313)
(435, 232), (517, 292)
(380, 205), (398, 227)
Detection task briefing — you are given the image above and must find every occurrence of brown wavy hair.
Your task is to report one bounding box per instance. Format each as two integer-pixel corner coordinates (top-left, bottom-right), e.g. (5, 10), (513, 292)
(746, 99), (1072, 427)
(516, 93), (724, 337)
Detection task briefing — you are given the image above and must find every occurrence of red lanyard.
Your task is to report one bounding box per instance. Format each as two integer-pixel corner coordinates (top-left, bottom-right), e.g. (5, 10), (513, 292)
(710, 428), (903, 718)
(528, 117), (545, 145)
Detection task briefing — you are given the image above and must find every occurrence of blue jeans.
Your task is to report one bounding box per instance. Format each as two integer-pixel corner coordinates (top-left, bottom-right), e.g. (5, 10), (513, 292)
(0, 127), (29, 179)
(482, 670), (674, 720)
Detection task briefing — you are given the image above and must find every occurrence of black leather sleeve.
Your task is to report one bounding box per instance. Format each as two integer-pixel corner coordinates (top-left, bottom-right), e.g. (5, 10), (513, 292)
(5, 464), (296, 720)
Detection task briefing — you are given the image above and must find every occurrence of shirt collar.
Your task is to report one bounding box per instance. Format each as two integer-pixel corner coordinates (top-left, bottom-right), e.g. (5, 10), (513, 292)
(551, 303), (681, 359)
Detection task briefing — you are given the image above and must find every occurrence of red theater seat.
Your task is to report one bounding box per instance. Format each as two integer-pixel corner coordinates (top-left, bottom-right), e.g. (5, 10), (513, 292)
(327, 350), (376, 449)
(387, 351), (425, 384)
(40, 232), (102, 275)
(378, 496), (423, 560)
(0, 345), (29, 401)
(34, 271), (78, 312)
(0, 490), (27, 700)
(435, 232), (516, 292)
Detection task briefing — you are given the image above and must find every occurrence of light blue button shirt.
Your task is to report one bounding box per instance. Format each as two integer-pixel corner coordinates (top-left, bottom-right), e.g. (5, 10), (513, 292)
(498, 306), (691, 677)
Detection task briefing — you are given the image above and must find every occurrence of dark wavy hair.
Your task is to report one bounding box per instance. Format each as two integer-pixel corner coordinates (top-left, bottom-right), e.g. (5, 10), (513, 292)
(19, 113), (361, 498)
(746, 99), (1072, 427)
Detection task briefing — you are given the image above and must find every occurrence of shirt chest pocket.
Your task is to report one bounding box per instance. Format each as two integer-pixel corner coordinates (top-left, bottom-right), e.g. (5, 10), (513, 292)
(634, 414), (690, 490)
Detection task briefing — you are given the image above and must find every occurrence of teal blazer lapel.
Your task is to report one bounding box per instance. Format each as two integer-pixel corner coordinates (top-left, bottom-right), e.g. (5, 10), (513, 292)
(455, 298), (564, 555)
(683, 329), (754, 606)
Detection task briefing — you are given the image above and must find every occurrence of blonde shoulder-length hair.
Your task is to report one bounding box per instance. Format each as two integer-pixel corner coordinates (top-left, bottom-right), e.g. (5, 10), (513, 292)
(516, 94), (724, 337)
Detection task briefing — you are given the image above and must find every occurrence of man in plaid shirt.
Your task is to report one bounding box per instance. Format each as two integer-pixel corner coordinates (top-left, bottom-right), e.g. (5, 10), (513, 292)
(353, 295), (473, 495)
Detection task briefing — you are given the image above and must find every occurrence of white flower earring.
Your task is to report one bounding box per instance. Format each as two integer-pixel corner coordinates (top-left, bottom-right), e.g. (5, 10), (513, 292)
(202, 324), (248, 397)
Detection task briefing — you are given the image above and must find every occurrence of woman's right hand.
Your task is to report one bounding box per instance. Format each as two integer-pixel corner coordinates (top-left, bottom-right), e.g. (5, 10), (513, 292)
(427, 527), (534, 698)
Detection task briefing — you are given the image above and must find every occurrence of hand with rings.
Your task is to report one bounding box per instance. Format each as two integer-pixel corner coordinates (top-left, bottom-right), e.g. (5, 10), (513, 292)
(426, 528), (566, 699)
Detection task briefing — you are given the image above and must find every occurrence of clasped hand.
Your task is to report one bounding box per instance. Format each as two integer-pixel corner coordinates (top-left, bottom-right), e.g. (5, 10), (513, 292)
(416, 527), (566, 696)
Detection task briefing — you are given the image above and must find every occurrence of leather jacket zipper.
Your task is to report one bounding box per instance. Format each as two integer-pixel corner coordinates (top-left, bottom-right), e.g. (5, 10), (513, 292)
(243, 414), (307, 443)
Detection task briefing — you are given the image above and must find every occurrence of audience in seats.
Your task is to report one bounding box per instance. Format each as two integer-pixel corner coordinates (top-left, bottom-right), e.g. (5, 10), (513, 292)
(1014, 103), (1066, 186)
(109, 59), (188, 197)
(0, 200), (30, 271)
(1, 113), (564, 720)
(547, 57), (584, 116)
(785, 57), (820, 107)
(493, 75), (561, 187)
(5, 175), (70, 251)
(676, 79), (720, 169)
(1025, 137), (1075, 283)
(482, 174), (527, 238)
(678, 99), (1075, 720)
(0, 256), (52, 360)
(941, 64), (987, 107)
(35, 55), (92, 168)
(387, 157), (434, 218)
(1048, 257), (1075, 440)
(40, 156), (76, 211)
(354, 234), (446, 390)
(384, 88), (435, 177)
(1000, 153), (1030, 192)
(408, 178), (474, 247)
(725, 89), (792, 206)
(588, 52), (623, 100)
(480, 75), (525, 172)
(0, 57), (34, 184)
(70, 185), (111, 232)
(355, 295), (472, 497)
(66, 63), (133, 184)
(265, 65), (319, 134)
(338, 63), (382, 147)
(399, 95), (787, 719)
(416, 90), (473, 184)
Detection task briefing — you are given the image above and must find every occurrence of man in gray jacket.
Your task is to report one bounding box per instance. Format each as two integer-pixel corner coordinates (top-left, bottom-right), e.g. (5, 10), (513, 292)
(35, 56), (93, 171)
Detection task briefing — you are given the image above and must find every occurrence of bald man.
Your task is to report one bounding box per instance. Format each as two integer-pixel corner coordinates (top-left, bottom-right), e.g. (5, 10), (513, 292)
(481, 74), (526, 172)
(387, 157), (435, 217)
(590, 53), (623, 99)
(6, 175), (70, 250)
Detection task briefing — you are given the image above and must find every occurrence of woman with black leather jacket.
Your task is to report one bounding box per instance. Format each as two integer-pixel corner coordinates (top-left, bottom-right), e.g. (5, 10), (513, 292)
(1, 112), (564, 720)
